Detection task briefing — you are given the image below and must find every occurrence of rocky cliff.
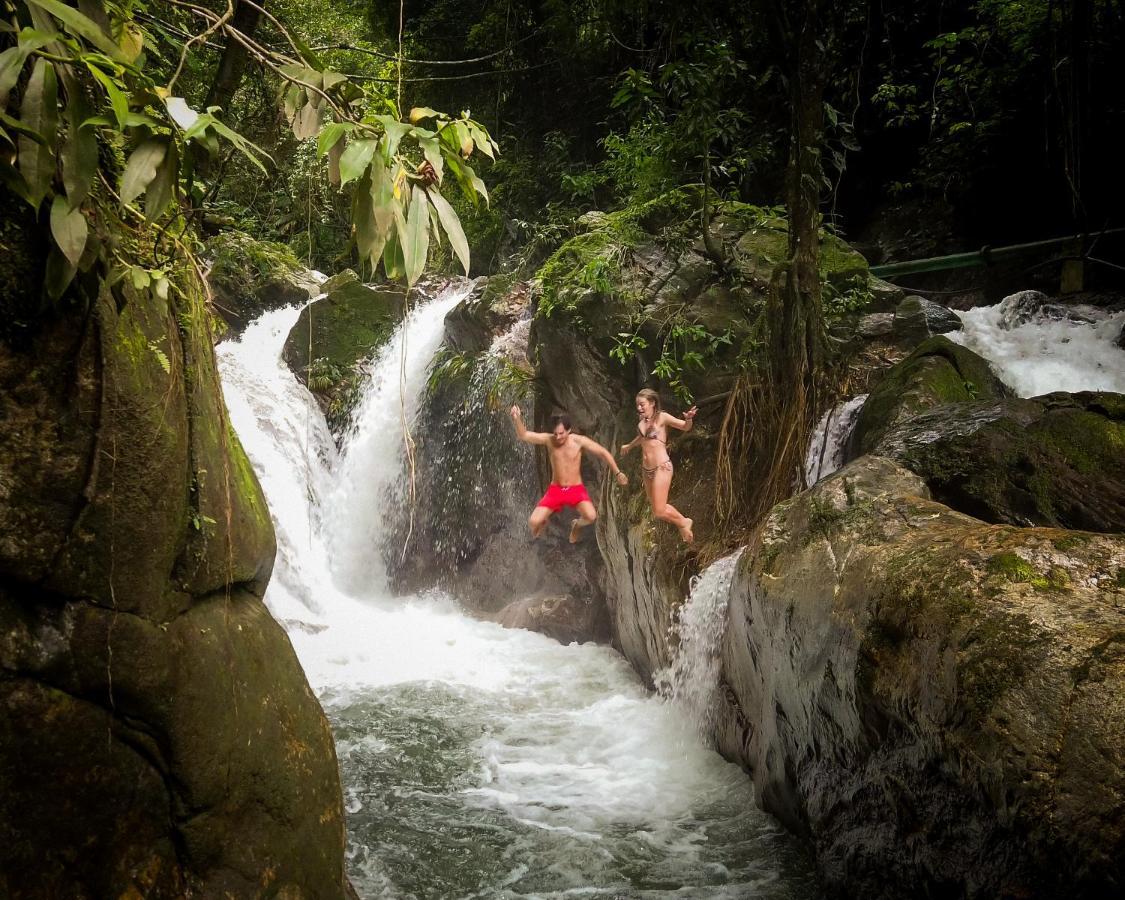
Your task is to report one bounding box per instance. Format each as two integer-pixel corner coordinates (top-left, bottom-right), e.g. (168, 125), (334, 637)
(0, 202), (352, 897)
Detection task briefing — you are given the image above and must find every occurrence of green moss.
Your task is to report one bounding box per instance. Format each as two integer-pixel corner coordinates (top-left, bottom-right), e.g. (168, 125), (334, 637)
(1036, 409), (1125, 477)
(987, 551), (1052, 589)
(1051, 533), (1089, 552)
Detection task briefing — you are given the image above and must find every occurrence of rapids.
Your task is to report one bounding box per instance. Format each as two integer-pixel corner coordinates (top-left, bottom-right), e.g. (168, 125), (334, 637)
(217, 287), (816, 898)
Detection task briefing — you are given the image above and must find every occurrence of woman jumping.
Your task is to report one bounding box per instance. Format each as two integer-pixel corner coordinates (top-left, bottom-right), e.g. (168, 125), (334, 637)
(619, 388), (696, 543)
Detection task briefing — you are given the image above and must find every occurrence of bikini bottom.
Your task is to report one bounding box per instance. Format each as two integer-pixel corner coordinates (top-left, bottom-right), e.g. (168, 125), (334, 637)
(641, 459), (673, 481)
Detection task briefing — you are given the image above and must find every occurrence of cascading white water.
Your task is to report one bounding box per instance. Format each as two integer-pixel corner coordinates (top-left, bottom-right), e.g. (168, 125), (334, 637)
(217, 287), (815, 898)
(951, 291), (1125, 396)
(653, 550), (744, 742)
(804, 395), (868, 488)
(326, 289), (467, 596)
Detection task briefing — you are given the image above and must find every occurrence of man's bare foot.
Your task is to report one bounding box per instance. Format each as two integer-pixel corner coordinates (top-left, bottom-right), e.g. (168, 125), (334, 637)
(679, 518), (694, 543)
(569, 518), (583, 543)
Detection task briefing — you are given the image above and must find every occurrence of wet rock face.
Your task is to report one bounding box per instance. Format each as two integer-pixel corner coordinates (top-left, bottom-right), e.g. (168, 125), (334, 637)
(715, 457), (1125, 898)
(873, 391), (1125, 532)
(0, 251), (349, 895)
(848, 336), (1013, 457)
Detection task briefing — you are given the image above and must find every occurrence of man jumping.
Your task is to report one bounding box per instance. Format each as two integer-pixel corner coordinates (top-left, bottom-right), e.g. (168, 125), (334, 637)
(510, 406), (628, 543)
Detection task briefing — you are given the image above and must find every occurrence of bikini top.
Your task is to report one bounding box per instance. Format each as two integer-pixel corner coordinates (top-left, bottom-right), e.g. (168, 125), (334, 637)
(642, 422), (667, 444)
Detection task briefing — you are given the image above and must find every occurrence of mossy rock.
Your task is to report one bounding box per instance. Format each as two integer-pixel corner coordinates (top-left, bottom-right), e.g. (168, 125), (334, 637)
(719, 456), (1125, 897)
(849, 336), (1013, 457)
(1, 212), (350, 894)
(873, 391), (1125, 532)
(206, 231), (316, 338)
(283, 277), (405, 378)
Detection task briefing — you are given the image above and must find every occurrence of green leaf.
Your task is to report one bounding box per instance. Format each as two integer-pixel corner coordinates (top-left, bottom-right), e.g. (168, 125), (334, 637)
(0, 46), (30, 97)
(467, 122), (493, 159)
(403, 185), (430, 287)
(317, 121), (349, 157)
(86, 61), (128, 128)
(61, 91), (96, 208)
(130, 266), (150, 291)
(339, 138), (377, 186)
(120, 137), (167, 206)
(426, 187), (470, 276)
(452, 120), (473, 157)
(26, 0), (126, 62)
(369, 152), (395, 243)
(372, 115), (411, 161)
(45, 243), (77, 300)
(50, 194), (87, 266)
(17, 58), (58, 209)
(145, 142), (177, 219)
(382, 229), (403, 280)
(352, 172), (385, 271)
(409, 107), (440, 123)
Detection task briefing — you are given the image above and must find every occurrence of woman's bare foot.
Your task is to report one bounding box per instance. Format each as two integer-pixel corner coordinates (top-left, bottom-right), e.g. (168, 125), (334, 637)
(569, 518), (583, 543)
(679, 518), (694, 543)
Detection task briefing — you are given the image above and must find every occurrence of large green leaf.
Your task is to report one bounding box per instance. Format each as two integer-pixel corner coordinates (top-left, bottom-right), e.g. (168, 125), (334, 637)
(403, 185), (430, 287)
(50, 194), (87, 266)
(17, 58), (58, 209)
(86, 61), (128, 128)
(369, 152), (395, 243)
(339, 138), (377, 186)
(145, 142), (177, 220)
(0, 45), (31, 97)
(353, 172), (386, 271)
(426, 188), (470, 276)
(26, 0), (126, 62)
(317, 121), (350, 157)
(383, 229), (403, 280)
(61, 90), (96, 208)
(120, 138), (167, 206)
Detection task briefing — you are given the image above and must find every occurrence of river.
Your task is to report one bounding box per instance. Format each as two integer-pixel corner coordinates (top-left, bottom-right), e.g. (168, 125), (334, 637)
(217, 286), (817, 899)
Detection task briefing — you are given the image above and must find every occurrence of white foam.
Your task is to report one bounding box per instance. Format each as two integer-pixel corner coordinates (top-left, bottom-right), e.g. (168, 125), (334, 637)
(804, 395), (868, 487)
(952, 294), (1125, 397)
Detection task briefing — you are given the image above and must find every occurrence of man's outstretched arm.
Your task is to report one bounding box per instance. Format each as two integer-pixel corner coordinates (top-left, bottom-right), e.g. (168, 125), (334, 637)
(579, 436), (629, 485)
(510, 406), (551, 445)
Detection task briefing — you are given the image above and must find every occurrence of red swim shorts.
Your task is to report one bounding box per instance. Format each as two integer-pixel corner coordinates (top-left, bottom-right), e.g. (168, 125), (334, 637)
(536, 482), (591, 512)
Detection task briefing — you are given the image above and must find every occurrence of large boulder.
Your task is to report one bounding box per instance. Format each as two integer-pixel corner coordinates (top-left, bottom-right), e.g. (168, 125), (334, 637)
(716, 456), (1124, 898)
(283, 270), (405, 377)
(873, 391), (1125, 532)
(0, 199), (350, 896)
(848, 336), (1013, 457)
(206, 231), (318, 338)
(891, 294), (963, 344)
(282, 270), (406, 433)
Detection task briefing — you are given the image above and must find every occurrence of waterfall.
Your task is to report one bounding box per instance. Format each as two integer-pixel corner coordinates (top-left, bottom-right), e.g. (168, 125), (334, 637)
(325, 289), (467, 596)
(951, 291), (1125, 397)
(804, 395), (869, 487)
(216, 288), (817, 898)
(654, 550), (744, 741)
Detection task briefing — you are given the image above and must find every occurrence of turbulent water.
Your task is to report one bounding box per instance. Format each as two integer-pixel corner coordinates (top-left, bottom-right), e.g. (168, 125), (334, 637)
(217, 287), (816, 899)
(952, 291), (1125, 396)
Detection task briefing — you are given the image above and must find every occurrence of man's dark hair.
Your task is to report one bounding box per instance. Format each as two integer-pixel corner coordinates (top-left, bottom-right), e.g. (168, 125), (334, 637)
(549, 413), (572, 431)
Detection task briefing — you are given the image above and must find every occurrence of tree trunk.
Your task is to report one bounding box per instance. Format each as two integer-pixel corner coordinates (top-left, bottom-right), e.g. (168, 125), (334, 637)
(204, 0), (263, 114)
